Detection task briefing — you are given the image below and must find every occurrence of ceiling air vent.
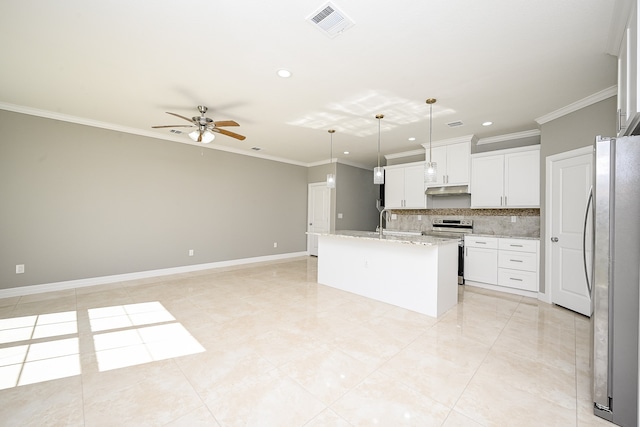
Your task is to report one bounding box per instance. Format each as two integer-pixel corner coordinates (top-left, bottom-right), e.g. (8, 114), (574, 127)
(447, 120), (464, 128)
(307, 2), (355, 38)
(169, 129), (183, 134)
(251, 147), (262, 151)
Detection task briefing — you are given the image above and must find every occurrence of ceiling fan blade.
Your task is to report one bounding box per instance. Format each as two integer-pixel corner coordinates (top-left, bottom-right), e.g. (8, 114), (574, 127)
(166, 112), (195, 123)
(152, 125), (195, 128)
(213, 128), (246, 141)
(213, 120), (240, 127)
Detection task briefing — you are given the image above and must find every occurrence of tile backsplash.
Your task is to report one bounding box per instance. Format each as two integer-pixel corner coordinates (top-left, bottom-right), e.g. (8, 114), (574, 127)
(386, 208), (540, 238)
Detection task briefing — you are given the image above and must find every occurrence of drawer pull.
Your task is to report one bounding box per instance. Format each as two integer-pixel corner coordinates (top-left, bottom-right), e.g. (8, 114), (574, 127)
(510, 244), (523, 247)
(476, 242), (487, 244)
(509, 259), (523, 262)
(510, 278), (523, 281)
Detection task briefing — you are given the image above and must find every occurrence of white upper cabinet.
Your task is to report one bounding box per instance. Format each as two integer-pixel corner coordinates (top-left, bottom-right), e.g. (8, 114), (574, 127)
(384, 162), (426, 209)
(617, 0), (640, 136)
(422, 137), (472, 187)
(471, 146), (540, 208)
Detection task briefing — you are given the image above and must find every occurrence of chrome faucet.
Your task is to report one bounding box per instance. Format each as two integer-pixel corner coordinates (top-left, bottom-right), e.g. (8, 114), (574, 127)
(379, 208), (389, 238)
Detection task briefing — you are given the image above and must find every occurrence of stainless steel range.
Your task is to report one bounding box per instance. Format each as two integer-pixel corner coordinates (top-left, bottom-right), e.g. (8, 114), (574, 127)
(422, 219), (473, 284)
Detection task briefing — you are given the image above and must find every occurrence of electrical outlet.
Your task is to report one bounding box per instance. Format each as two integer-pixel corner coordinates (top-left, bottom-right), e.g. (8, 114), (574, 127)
(338, 213), (343, 219)
(188, 249), (194, 256)
(273, 242), (278, 248)
(391, 214), (397, 220)
(417, 215), (422, 220)
(511, 216), (517, 223)
(16, 264), (25, 274)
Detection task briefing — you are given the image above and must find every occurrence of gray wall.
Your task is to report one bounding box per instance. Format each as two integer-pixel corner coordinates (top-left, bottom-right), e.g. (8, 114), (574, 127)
(335, 163), (380, 231)
(307, 162), (379, 232)
(539, 96), (616, 293)
(0, 110), (308, 289)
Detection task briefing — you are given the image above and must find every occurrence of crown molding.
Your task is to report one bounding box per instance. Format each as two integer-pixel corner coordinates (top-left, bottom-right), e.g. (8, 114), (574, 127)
(535, 86), (617, 125)
(477, 129), (541, 146)
(0, 102), (309, 167)
(307, 158), (371, 170)
(384, 149), (425, 160)
(421, 134), (478, 149)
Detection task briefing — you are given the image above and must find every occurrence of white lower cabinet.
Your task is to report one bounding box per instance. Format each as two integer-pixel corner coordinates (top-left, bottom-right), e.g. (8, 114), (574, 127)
(465, 236), (540, 295)
(464, 236), (498, 285)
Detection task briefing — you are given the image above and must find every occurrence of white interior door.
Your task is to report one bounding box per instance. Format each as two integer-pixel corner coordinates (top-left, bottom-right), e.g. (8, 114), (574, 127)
(307, 183), (331, 256)
(548, 147), (593, 316)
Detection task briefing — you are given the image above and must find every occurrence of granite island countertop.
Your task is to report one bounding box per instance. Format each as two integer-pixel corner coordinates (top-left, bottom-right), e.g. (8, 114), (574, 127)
(309, 230), (459, 246)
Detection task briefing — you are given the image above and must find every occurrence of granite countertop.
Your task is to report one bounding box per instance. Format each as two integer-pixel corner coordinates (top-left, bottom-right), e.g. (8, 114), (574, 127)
(310, 230), (459, 246)
(467, 233), (540, 240)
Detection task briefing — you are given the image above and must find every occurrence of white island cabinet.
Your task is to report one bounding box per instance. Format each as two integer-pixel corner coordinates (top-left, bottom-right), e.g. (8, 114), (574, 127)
(316, 231), (458, 317)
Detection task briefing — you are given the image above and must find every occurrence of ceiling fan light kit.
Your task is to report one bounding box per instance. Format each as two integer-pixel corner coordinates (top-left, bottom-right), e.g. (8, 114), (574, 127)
(152, 105), (246, 143)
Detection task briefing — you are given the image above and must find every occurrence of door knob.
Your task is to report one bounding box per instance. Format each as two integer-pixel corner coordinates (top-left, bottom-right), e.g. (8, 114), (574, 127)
(551, 237), (559, 242)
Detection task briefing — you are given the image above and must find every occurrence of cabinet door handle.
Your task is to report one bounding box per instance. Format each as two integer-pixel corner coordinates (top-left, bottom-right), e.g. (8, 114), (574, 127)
(500, 196), (503, 206)
(476, 241), (487, 244)
(510, 244), (523, 247)
(509, 259), (523, 263)
(505, 196), (507, 205)
(510, 277), (523, 281)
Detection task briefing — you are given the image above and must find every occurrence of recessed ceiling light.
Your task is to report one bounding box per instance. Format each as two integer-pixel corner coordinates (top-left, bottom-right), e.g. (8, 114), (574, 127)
(277, 69), (292, 78)
(482, 121), (493, 126)
(408, 137), (416, 141)
(343, 151), (350, 155)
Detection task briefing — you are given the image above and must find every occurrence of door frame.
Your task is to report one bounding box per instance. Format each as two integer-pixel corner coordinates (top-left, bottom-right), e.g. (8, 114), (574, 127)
(543, 145), (593, 304)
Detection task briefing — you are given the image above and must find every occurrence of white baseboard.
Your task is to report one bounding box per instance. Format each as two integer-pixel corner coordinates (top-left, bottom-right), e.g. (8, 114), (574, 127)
(464, 280), (538, 300)
(0, 252), (309, 299)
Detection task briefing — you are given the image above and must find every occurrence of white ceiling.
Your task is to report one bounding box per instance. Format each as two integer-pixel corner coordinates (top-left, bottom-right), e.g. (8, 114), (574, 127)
(0, 0), (627, 168)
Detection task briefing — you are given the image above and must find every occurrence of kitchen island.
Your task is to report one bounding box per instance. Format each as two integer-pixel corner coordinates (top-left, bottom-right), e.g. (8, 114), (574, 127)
(314, 230), (459, 317)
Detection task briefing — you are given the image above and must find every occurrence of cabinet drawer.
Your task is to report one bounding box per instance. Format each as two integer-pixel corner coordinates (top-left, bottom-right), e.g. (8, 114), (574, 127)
(498, 250), (537, 272)
(465, 236), (498, 249)
(498, 238), (537, 253)
(498, 268), (537, 291)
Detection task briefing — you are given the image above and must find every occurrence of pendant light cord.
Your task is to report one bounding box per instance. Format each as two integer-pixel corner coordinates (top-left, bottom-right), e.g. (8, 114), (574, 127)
(429, 102), (433, 163)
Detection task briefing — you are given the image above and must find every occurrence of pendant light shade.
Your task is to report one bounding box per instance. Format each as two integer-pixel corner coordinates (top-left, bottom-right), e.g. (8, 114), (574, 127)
(374, 114), (385, 184)
(424, 98), (438, 183)
(327, 129), (336, 189)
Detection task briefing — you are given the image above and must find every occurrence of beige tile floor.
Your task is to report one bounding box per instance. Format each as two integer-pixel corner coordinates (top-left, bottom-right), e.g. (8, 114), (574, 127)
(0, 256), (615, 426)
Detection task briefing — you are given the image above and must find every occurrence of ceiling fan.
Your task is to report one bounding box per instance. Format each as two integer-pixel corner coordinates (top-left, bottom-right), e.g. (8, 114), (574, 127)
(152, 105), (246, 143)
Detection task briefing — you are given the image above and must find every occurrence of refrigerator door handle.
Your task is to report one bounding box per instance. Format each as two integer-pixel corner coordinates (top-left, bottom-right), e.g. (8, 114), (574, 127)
(582, 186), (593, 297)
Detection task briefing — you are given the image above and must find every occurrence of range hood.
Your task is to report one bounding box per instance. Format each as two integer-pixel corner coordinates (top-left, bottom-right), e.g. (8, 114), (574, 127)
(425, 185), (470, 196)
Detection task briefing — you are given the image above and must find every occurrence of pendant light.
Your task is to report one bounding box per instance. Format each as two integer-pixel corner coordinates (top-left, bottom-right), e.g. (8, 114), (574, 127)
(424, 98), (438, 183)
(373, 114), (385, 184)
(326, 129), (336, 189)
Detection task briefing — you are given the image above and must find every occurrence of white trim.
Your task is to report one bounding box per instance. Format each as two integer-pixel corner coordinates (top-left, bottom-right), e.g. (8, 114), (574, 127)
(0, 252), (308, 299)
(423, 134), (478, 149)
(544, 145), (593, 307)
(384, 149), (425, 160)
(464, 280), (538, 299)
(0, 102), (309, 167)
(535, 86), (617, 125)
(307, 158), (371, 170)
(476, 129), (541, 146)
(471, 144), (540, 159)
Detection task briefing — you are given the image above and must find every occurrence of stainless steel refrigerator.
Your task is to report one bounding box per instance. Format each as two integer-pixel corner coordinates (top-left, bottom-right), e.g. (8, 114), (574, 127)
(586, 135), (640, 426)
